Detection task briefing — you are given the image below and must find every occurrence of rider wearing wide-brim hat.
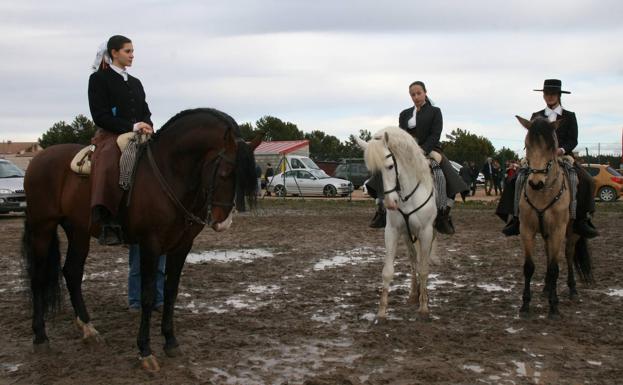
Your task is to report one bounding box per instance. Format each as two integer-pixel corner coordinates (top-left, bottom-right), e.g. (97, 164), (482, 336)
(497, 79), (599, 238)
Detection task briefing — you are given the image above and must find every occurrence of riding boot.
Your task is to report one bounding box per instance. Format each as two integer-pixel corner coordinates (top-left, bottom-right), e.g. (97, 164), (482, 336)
(94, 206), (124, 246)
(369, 205), (386, 228)
(572, 217), (599, 239)
(502, 216), (520, 236)
(435, 207), (455, 235)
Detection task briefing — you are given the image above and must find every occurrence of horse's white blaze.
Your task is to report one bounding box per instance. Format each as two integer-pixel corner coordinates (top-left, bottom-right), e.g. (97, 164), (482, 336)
(212, 210), (234, 232)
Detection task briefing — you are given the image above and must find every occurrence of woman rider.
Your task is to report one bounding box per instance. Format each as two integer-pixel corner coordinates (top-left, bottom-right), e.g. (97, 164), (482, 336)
(88, 35), (153, 245)
(367, 81), (468, 234)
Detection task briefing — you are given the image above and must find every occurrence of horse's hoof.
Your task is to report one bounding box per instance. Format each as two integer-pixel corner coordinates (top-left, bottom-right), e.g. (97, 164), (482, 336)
(140, 354), (160, 373)
(417, 311), (431, 322)
(548, 312), (562, 321)
(32, 340), (50, 354)
(164, 345), (181, 358)
(519, 309), (532, 320)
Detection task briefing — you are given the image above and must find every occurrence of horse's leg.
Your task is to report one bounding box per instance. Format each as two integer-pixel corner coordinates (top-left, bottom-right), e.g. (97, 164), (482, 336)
(415, 226), (434, 321)
(406, 237), (419, 306)
(565, 233), (579, 300)
(519, 233), (536, 318)
(25, 220), (61, 352)
(377, 225), (399, 320)
(161, 244), (191, 357)
(136, 246), (161, 372)
(60, 221), (101, 344)
(545, 229), (565, 320)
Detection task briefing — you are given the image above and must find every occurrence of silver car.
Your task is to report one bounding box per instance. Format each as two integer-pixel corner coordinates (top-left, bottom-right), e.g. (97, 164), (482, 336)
(267, 169), (353, 197)
(0, 159), (26, 214)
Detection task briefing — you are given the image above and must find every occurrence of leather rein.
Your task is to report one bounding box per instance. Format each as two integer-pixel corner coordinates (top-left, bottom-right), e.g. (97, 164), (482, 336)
(522, 158), (566, 240)
(383, 151), (434, 243)
(146, 143), (236, 226)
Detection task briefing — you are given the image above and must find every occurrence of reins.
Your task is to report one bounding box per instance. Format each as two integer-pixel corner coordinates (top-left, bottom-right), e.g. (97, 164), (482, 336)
(146, 143), (235, 226)
(522, 160), (566, 240)
(383, 150), (434, 243)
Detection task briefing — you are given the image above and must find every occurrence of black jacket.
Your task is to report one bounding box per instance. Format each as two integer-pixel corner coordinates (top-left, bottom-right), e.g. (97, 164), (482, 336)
(531, 109), (578, 155)
(398, 103), (443, 154)
(88, 68), (152, 134)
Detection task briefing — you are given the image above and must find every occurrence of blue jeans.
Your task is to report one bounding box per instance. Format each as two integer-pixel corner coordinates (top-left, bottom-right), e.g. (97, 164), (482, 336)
(128, 244), (166, 308)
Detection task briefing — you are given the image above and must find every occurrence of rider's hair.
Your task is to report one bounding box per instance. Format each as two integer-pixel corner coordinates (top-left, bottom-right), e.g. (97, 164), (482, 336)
(106, 35), (132, 60)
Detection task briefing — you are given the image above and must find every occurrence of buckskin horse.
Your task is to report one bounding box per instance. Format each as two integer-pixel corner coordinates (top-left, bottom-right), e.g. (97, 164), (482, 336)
(515, 116), (593, 320)
(22, 108), (260, 371)
(357, 127), (438, 321)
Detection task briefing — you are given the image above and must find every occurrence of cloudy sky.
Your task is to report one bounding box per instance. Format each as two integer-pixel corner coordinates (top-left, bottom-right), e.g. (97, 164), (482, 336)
(1, 0), (622, 155)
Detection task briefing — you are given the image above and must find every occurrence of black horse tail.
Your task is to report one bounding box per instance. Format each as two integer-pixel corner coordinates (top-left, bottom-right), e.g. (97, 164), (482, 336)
(22, 218), (63, 315)
(573, 236), (594, 285)
(235, 139), (258, 211)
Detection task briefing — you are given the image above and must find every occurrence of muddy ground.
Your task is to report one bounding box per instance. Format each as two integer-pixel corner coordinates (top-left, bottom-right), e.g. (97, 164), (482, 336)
(1, 200), (622, 385)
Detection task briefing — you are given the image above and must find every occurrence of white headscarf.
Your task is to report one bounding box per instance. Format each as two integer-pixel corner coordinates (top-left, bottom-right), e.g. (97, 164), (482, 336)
(91, 41), (112, 73)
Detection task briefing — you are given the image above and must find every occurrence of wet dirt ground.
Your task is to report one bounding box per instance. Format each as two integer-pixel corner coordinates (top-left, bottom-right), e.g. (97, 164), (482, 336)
(1, 200), (622, 384)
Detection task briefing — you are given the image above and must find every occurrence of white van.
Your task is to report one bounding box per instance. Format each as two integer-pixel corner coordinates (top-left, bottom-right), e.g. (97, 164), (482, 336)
(281, 155), (321, 172)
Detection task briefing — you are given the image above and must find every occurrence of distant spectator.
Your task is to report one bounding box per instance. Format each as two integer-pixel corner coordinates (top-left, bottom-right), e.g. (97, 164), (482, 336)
(264, 163), (274, 196)
(469, 161), (478, 196)
(481, 157), (495, 196)
(492, 159), (502, 195)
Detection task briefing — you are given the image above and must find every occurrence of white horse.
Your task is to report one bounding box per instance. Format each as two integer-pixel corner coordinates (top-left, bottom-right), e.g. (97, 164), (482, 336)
(357, 127), (437, 321)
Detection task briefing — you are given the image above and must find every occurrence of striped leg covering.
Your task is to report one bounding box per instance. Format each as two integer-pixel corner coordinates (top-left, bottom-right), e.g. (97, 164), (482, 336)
(430, 159), (447, 210)
(119, 134), (145, 191)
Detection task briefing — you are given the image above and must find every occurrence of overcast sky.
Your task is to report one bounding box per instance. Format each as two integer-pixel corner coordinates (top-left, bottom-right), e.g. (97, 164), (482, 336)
(1, 0), (622, 155)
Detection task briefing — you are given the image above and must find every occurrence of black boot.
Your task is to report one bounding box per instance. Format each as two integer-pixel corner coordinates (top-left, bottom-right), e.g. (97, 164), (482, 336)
(94, 206), (124, 246)
(573, 217), (599, 239)
(435, 207), (455, 235)
(369, 206), (386, 228)
(502, 216), (520, 236)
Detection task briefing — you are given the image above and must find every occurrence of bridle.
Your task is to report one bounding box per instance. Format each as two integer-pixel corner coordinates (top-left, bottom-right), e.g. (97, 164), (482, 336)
(146, 144), (236, 226)
(383, 149), (434, 243)
(523, 154), (566, 240)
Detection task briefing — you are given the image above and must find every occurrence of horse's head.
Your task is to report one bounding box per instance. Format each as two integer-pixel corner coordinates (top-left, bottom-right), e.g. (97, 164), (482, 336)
(516, 115), (560, 191)
(208, 129), (263, 231)
(359, 127), (430, 210)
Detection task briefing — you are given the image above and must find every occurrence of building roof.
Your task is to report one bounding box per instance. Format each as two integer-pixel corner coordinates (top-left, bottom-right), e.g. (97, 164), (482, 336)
(254, 140), (309, 155)
(0, 142), (41, 154)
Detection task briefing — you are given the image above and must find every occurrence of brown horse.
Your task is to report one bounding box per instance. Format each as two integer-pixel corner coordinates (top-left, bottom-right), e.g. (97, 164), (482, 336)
(516, 116), (593, 320)
(22, 108), (260, 371)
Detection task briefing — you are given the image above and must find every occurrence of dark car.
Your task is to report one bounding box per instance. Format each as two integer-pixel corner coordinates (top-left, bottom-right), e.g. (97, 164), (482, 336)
(0, 159), (26, 214)
(333, 160), (370, 189)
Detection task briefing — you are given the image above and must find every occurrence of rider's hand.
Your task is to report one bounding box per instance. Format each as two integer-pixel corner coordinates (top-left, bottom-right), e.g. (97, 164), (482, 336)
(133, 122), (153, 134)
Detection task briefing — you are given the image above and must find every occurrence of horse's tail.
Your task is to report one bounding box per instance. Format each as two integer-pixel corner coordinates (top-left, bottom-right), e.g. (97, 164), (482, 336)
(22, 218), (63, 315)
(573, 236), (594, 285)
(235, 139), (258, 209)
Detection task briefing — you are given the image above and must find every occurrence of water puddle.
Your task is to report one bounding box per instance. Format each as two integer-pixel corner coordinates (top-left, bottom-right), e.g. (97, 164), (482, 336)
(605, 289), (623, 297)
(313, 247), (381, 270)
(462, 364), (484, 373)
(477, 283), (512, 292)
(505, 327), (523, 334)
(186, 248), (274, 264)
(1, 363), (21, 372)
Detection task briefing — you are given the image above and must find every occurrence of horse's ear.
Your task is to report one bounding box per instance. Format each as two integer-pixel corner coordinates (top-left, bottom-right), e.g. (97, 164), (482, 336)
(248, 130), (265, 151)
(515, 115), (532, 129)
(355, 137), (368, 150)
(383, 131), (389, 145)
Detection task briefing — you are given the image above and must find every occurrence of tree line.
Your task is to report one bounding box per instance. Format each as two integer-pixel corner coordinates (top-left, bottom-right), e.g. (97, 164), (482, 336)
(39, 114), (525, 167)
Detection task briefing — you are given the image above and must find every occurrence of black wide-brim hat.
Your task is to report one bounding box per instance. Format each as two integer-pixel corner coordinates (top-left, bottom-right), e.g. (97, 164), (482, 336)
(533, 79), (571, 94)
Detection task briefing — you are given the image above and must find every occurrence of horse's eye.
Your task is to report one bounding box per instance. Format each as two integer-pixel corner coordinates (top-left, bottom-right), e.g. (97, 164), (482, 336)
(387, 164), (394, 170)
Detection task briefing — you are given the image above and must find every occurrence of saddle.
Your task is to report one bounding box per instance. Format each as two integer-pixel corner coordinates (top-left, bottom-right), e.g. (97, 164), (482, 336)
(70, 132), (149, 176)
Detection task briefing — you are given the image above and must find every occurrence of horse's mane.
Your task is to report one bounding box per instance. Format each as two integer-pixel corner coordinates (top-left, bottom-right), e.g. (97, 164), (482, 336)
(527, 117), (558, 151)
(364, 127), (433, 190)
(152, 108), (241, 140)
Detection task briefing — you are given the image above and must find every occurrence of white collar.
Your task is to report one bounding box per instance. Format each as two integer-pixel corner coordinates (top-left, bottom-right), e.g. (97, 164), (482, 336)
(110, 64), (128, 81)
(544, 105), (563, 122)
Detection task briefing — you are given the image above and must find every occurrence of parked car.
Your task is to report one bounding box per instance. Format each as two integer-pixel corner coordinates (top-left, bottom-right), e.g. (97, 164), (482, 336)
(0, 158), (26, 213)
(267, 169), (353, 197)
(333, 160), (370, 189)
(449, 159), (484, 184)
(581, 163), (623, 202)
